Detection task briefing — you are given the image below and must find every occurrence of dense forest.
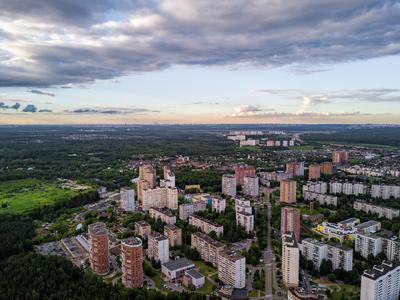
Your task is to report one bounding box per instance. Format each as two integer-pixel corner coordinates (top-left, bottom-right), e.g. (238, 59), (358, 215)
(0, 253), (219, 300)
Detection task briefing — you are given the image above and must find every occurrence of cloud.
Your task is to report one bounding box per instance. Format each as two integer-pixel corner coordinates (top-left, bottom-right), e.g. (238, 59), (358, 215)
(0, 0), (399, 86)
(231, 105), (274, 117)
(28, 89), (55, 97)
(22, 104), (37, 112)
(229, 108), (384, 118)
(67, 107), (160, 115)
(257, 88), (400, 105)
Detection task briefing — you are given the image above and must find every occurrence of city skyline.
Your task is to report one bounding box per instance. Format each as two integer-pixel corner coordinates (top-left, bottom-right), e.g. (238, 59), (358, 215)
(0, 0), (399, 124)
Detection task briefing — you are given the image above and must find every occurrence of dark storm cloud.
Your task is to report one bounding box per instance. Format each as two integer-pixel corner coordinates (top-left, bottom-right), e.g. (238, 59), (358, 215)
(0, 0), (399, 87)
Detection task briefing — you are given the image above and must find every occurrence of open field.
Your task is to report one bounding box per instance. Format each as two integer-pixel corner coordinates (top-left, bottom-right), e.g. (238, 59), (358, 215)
(0, 179), (79, 214)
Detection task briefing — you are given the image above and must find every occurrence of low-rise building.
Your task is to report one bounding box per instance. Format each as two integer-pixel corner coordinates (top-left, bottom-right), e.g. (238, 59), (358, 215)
(183, 269), (205, 288)
(161, 257), (195, 281)
(303, 191), (338, 206)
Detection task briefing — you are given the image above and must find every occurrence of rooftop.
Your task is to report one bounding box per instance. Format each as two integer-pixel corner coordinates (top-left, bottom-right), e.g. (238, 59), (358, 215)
(162, 257), (194, 272)
(135, 220), (151, 227)
(122, 237), (142, 247)
(88, 222), (107, 235)
(185, 269), (204, 280)
(192, 232), (225, 248)
(363, 261), (400, 280)
(149, 232), (168, 242)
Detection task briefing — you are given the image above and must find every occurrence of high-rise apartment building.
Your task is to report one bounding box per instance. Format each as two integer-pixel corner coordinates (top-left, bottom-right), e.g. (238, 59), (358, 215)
(222, 174), (236, 197)
(320, 162), (333, 175)
(217, 250), (246, 288)
(161, 165), (175, 188)
(121, 237), (143, 288)
(211, 196), (226, 213)
(286, 162), (305, 177)
(88, 222), (109, 275)
(281, 207), (301, 241)
(280, 180), (297, 204)
(164, 224), (182, 247)
(134, 221), (151, 239)
(147, 233), (169, 264)
(137, 163), (156, 200)
(243, 175), (259, 197)
(332, 151), (349, 165)
(142, 187), (178, 211)
(282, 232), (299, 288)
(308, 164), (321, 180)
(361, 261), (400, 300)
(236, 211), (254, 233)
(120, 187), (135, 212)
(235, 165), (256, 186)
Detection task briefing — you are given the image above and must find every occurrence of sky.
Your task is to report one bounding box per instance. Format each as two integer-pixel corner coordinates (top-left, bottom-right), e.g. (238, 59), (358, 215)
(0, 0), (399, 124)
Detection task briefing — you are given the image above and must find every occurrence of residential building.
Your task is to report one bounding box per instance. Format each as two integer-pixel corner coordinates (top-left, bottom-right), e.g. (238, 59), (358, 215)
(218, 250), (246, 289)
(142, 187), (178, 211)
(149, 207), (176, 225)
(243, 175), (259, 197)
(137, 163), (156, 200)
(286, 162), (305, 177)
(303, 181), (328, 194)
(361, 261), (400, 300)
(320, 162), (333, 175)
(355, 232), (400, 261)
(164, 224), (182, 247)
(121, 237), (143, 288)
(191, 232), (225, 267)
(189, 214), (224, 237)
(222, 174), (236, 197)
(308, 164), (321, 180)
(235, 198), (252, 214)
(282, 232), (299, 288)
(371, 185), (400, 199)
(134, 221), (151, 239)
(332, 150), (349, 165)
(162, 165), (176, 188)
(281, 207), (301, 241)
(183, 270), (205, 288)
(120, 187), (135, 212)
(147, 233), (169, 264)
(355, 220), (381, 234)
(353, 200), (400, 220)
(327, 244), (353, 271)
(280, 180), (297, 204)
(236, 211), (254, 233)
(178, 202), (207, 220)
(88, 222), (109, 275)
(235, 165), (256, 186)
(211, 196), (226, 213)
(303, 191), (338, 206)
(161, 257), (195, 281)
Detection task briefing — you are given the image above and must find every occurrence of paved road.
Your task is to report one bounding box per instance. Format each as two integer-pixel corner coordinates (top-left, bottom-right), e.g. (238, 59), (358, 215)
(261, 186), (273, 300)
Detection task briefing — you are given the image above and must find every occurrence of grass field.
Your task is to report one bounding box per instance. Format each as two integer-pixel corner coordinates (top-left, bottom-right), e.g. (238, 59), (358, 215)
(0, 179), (79, 214)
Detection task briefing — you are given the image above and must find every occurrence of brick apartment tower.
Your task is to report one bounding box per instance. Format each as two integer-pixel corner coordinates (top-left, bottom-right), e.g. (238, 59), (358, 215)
(88, 222), (109, 275)
(121, 237), (144, 288)
(320, 162), (333, 175)
(308, 164), (321, 180)
(235, 165), (256, 186)
(280, 179), (297, 203)
(332, 151), (349, 165)
(281, 207), (301, 241)
(137, 163), (156, 200)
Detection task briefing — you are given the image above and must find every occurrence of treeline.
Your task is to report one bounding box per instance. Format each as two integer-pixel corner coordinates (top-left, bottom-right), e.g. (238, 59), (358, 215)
(174, 167), (223, 193)
(0, 214), (35, 260)
(28, 190), (99, 221)
(0, 253), (220, 300)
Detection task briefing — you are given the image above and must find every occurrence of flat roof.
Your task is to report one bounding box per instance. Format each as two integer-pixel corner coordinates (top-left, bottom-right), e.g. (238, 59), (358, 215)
(185, 269), (204, 280)
(162, 257), (194, 272)
(363, 261), (400, 280)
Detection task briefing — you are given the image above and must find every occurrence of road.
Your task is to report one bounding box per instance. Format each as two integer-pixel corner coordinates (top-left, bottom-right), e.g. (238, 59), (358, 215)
(262, 186), (274, 300)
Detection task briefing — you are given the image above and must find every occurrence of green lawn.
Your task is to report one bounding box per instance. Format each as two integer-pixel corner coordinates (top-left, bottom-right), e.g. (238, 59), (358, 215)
(330, 284), (359, 300)
(194, 260), (217, 274)
(196, 278), (215, 294)
(0, 179), (79, 214)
